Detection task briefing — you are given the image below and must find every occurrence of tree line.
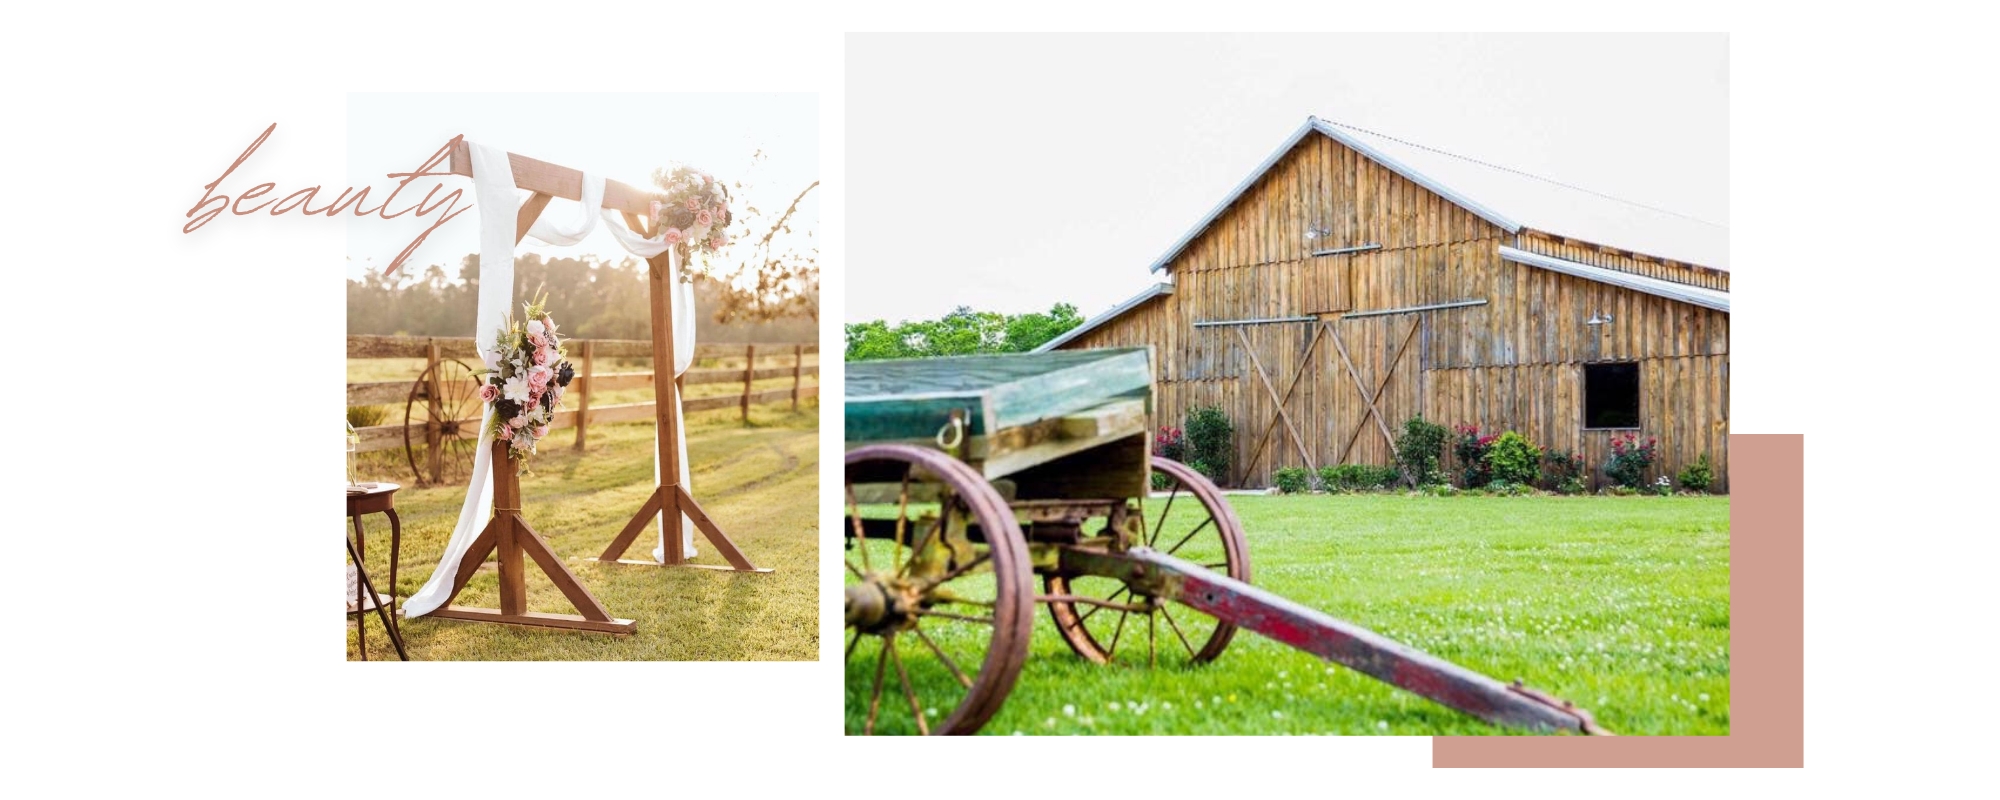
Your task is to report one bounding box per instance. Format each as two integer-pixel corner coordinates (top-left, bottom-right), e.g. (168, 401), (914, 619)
(844, 304), (1084, 361)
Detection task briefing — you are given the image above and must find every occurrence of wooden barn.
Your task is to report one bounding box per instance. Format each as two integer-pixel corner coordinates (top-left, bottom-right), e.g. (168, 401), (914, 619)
(1039, 117), (1729, 491)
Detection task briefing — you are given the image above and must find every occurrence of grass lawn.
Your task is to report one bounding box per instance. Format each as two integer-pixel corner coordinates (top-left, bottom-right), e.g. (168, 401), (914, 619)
(845, 493), (1729, 735)
(347, 401), (819, 661)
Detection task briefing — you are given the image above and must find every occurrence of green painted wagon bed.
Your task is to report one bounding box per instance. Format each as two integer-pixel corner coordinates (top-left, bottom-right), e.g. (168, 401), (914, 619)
(843, 348), (1607, 736)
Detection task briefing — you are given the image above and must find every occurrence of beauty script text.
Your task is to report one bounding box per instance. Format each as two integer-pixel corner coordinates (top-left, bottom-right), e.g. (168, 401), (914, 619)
(184, 124), (469, 277)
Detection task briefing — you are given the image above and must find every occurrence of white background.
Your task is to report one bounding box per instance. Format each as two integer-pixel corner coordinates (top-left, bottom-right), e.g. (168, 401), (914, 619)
(3, 2), (1993, 794)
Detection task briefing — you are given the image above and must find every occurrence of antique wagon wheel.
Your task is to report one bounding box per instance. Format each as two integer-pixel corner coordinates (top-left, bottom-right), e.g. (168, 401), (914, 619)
(844, 444), (1034, 736)
(1045, 456), (1251, 667)
(402, 358), (482, 486)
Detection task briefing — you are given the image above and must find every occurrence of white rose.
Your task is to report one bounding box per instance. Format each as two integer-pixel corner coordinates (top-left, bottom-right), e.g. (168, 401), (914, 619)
(527, 319), (545, 336)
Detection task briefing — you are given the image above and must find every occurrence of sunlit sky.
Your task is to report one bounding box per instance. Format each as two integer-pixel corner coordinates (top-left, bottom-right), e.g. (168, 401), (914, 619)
(845, 33), (1726, 324)
(346, 92), (817, 283)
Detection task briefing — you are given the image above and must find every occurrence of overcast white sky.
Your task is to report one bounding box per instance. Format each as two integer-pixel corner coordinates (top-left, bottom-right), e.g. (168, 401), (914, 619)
(844, 33), (1726, 324)
(346, 92), (816, 282)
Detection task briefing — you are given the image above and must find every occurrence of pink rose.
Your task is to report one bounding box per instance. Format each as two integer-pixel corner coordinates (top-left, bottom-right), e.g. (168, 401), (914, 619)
(685, 197), (701, 211)
(533, 348), (552, 366)
(709, 232), (728, 249)
(528, 332), (547, 349)
(695, 209), (713, 227)
(509, 415), (528, 429)
(702, 173), (712, 185)
(496, 424), (513, 440)
(528, 369), (551, 388)
(478, 384), (499, 403)
(534, 426), (549, 438)
(542, 316), (558, 334)
(662, 227), (684, 245)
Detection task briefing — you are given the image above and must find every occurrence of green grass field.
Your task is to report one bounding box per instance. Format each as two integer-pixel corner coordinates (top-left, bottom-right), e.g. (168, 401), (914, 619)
(845, 494), (1729, 735)
(346, 401), (819, 661)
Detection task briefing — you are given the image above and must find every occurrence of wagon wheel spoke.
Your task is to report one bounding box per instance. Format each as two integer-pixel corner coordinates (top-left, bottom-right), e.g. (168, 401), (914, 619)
(1106, 610), (1129, 659)
(921, 549), (989, 589)
(864, 635), (890, 735)
(1077, 586), (1130, 624)
(887, 636), (929, 735)
(893, 464), (912, 573)
(899, 494), (953, 581)
(913, 624), (973, 689)
(844, 484), (872, 573)
(845, 560), (866, 579)
(1148, 608), (1158, 668)
(1163, 516), (1217, 558)
(916, 608), (994, 626)
(846, 631), (861, 660)
(1149, 485), (1181, 548)
(1161, 604), (1198, 659)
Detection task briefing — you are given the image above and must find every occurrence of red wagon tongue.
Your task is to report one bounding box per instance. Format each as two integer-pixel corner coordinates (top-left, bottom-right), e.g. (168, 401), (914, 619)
(1061, 545), (1611, 735)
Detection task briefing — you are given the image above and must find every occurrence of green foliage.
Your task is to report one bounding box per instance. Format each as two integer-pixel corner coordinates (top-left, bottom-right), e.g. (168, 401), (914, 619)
(346, 404), (390, 429)
(1272, 467), (1312, 494)
(1395, 416), (1450, 487)
(1154, 426), (1188, 464)
(1604, 432), (1660, 489)
(844, 303), (1084, 361)
(1453, 424), (1495, 487)
(1319, 464), (1400, 492)
(1543, 449), (1588, 494)
(1483, 431), (1542, 486)
(1184, 406), (1233, 483)
(1677, 452), (1715, 493)
(1151, 471), (1172, 491)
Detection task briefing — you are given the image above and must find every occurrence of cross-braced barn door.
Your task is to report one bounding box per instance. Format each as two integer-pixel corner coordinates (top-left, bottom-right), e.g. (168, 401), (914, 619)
(1230, 321), (1324, 487)
(1321, 315), (1423, 471)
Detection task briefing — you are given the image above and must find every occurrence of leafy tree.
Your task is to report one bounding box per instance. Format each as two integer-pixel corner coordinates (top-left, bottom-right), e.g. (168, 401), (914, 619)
(844, 303), (1084, 361)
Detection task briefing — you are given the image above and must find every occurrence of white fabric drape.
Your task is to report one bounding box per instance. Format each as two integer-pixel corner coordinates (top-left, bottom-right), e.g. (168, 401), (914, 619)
(404, 146), (701, 619)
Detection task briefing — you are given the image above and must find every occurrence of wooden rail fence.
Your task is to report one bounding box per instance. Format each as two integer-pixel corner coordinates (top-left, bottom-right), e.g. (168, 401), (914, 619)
(347, 334), (818, 455)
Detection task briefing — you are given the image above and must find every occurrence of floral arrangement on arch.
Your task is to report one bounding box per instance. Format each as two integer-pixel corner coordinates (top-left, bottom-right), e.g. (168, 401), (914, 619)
(649, 163), (733, 260)
(476, 292), (577, 460)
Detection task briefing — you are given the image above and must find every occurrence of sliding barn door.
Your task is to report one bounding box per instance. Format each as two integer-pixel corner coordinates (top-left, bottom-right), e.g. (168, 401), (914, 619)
(1320, 314), (1423, 470)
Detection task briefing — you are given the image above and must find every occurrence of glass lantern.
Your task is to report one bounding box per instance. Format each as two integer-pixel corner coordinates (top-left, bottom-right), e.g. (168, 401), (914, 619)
(346, 419), (361, 489)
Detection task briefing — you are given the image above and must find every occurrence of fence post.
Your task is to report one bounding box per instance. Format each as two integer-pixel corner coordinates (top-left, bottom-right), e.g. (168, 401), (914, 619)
(425, 340), (442, 484)
(791, 344), (803, 412)
(573, 339), (593, 450)
(740, 345), (756, 422)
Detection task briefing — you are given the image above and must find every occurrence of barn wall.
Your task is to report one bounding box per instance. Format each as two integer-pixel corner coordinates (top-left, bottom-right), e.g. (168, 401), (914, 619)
(1513, 231), (1730, 292)
(1058, 131), (1731, 491)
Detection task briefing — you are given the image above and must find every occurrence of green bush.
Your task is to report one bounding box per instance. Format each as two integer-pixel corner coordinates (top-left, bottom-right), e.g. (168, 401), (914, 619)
(1604, 432), (1659, 489)
(1453, 424), (1495, 487)
(1543, 449), (1587, 494)
(1154, 425), (1188, 464)
(1483, 431), (1542, 486)
(1319, 464), (1399, 492)
(1395, 416), (1450, 487)
(1272, 467), (1311, 494)
(1677, 452), (1715, 493)
(1185, 406), (1233, 483)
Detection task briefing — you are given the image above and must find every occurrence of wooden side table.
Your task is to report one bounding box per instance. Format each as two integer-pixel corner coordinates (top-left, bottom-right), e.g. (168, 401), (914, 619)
(347, 483), (408, 661)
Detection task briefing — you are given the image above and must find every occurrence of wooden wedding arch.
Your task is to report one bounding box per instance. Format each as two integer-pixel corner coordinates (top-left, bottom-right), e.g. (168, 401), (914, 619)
(421, 142), (773, 636)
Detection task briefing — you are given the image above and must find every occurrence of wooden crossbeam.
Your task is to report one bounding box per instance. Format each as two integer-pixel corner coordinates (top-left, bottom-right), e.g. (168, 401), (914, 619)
(1234, 326), (1318, 484)
(1325, 318), (1420, 466)
(447, 140), (655, 217)
(1239, 322), (1326, 479)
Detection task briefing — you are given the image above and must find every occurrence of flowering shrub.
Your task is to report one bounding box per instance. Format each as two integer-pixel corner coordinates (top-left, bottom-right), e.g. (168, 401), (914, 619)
(477, 293), (576, 460)
(1271, 467), (1312, 494)
(1483, 431), (1542, 486)
(1319, 464), (1400, 492)
(1395, 416), (1449, 487)
(648, 164), (734, 260)
(1185, 406), (1233, 483)
(1677, 452), (1715, 493)
(1543, 449), (1588, 495)
(1604, 432), (1659, 489)
(1453, 424), (1497, 487)
(1154, 425), (1188, 463)
(1652, 475), (1675, 496)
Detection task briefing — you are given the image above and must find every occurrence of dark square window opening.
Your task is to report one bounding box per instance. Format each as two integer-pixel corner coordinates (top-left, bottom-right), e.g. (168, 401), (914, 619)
(1583, 362), (1641, 430)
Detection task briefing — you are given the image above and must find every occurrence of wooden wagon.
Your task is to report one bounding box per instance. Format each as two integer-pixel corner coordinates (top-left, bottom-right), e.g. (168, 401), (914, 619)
(844, 348), (1609, 735)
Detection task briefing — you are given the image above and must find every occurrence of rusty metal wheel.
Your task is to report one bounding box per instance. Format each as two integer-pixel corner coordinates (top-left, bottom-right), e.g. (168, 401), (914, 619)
(1045, 456), (1251, 667)
(844, 444), (1034, 735)
(402, 358), (482, 486)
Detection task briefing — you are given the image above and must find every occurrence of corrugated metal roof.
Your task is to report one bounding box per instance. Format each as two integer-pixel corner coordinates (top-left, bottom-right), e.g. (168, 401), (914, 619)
(1148, 116), (1728, 274)
(1033, 282), (1174, 353)
(1498, 246), (1729, 313)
